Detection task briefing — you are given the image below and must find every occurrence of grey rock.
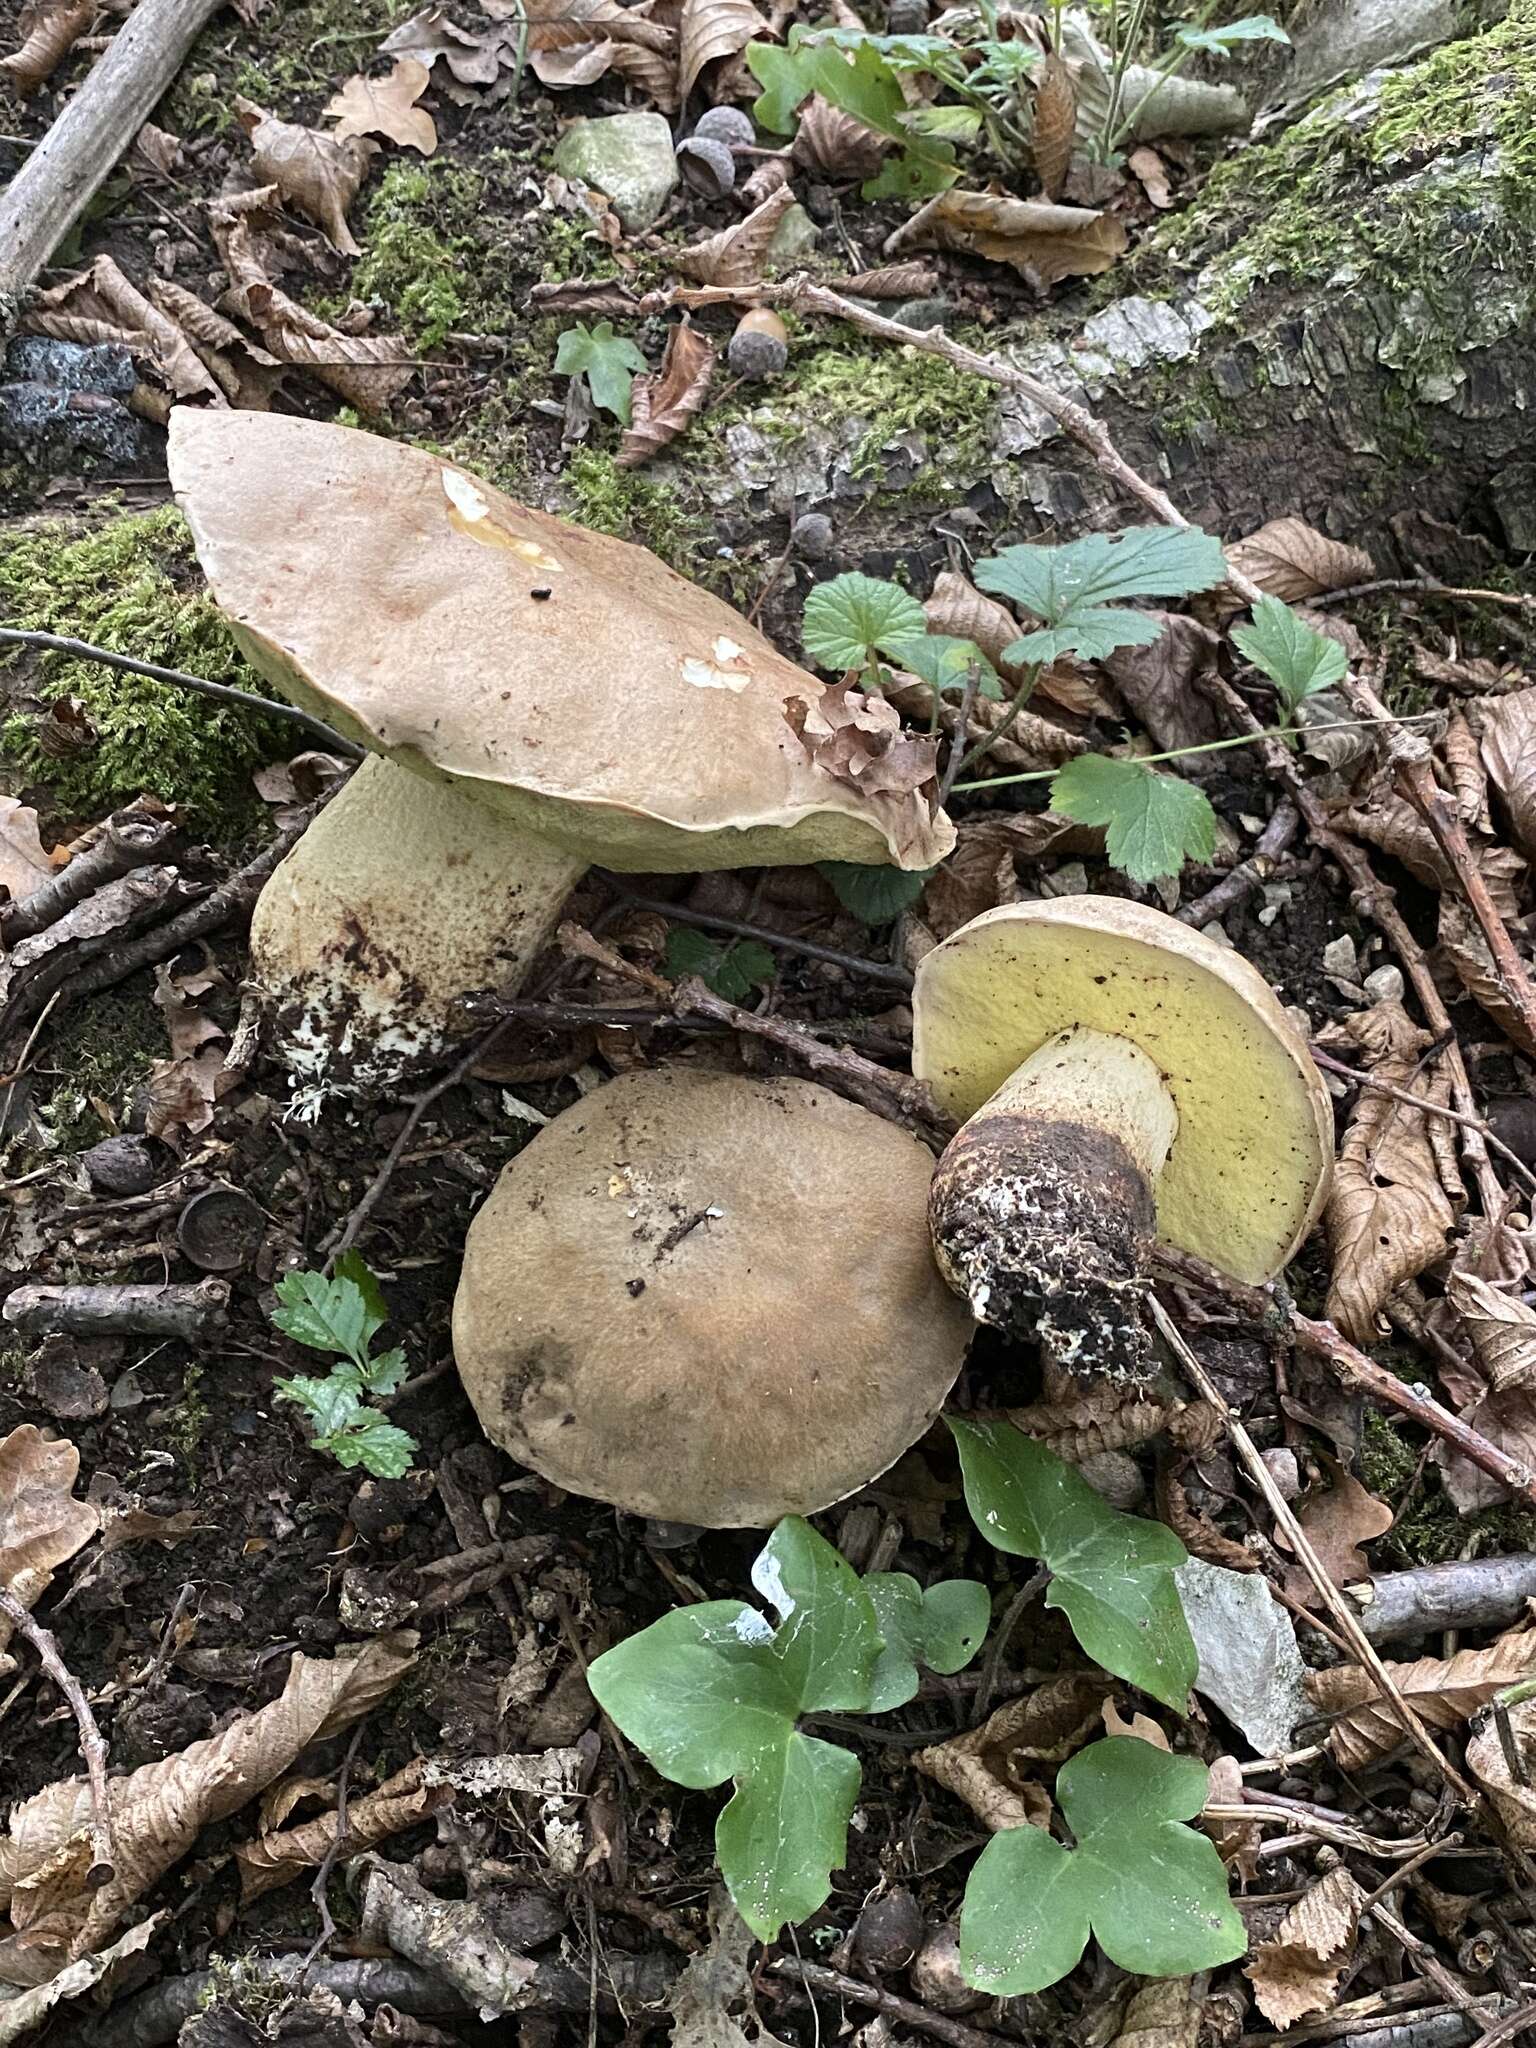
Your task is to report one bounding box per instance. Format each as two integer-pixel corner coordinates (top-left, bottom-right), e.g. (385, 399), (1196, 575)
(765, 200), (819, 269)
(790, 511), (835, 559)
(552, 113), (678, 232)
(80, 1133), (163, 1195)
(1176, 1556), (1311, 1755)
(890, 296), (953, 331)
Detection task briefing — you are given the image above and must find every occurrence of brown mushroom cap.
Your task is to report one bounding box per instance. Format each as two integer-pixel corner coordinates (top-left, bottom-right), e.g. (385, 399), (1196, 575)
(167, 410), (951, 874)
(452, 1068), (973, 1527)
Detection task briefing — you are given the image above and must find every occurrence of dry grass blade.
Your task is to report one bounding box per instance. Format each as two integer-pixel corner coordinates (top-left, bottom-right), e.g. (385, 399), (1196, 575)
(1032, 51), (1076, 200)
(679, 0), (765, 101)
(617, 319), (716, 468)
(0, 0), (94, 91)
(1309, 1626), (1536, 1771)
(676, 182), (797, 284)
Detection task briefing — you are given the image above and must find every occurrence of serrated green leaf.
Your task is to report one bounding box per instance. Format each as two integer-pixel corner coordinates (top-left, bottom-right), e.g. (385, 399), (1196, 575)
(1004, 609), (1165, 665)
(275, 1372), (365, 1438)
(1230, 595), (1348, 720)
(718, 1733), (862, 1940)
(553, 320), (648, 426)
(903, 102), (983, 140)
(886, 633), (1003, 700)
(272, 1265), (384, 1364)
(803, 572), (927, 672)
(1176, 13), (1287, 49)
(866, 1574), (990, 1711)
(359, 1345), (409, 1397)
(322, 1415), (418, 1478)
(960, 1738), (1243, 1994)
(662, 927), (775, 1001)
(1048, 754), (1216, 886)
(949, 1418), (1196, 1708)
(976, 527), (1229, 625)
(816, 860), (933, 924)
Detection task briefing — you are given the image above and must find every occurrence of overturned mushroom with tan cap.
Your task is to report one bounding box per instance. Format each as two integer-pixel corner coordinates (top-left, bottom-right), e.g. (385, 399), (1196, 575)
(167, 411), (951, 1101)
(912, 897), (1333, 1381)
(452, 1067), (973, 1528)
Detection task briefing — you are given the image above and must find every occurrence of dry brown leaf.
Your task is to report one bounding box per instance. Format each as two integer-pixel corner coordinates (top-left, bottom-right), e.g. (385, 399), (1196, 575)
(916, 1682), (1100, 1829)
(1437, 1385), (1536, 1513)
(382, 5), (520, 99)
(0, 1631), (416, 1970)
(1204, 1755), (1260, 1881)
(0, 1915), (162, 2048)
(1438, 897), (1536, 1061)
(325, 56), (438, 154)
(1032, 51), (1076, 201)
(1227, 518), (1373, 604)
(1442, 709), (1491, 832)
(1282, 1455), (1393, 1598)
(1323, 1000), (1460, 1344)
(238, 1759), (450, 1899)
(1126, 143), (1171, 208)
(1478, 687), (1536, 860)
(133, 121), (183, 175)
(0, 796), (53, 907)
(98, 1506), (206, 1555)
(792, 94), (887, 179)
(922, 570), (1108, 716)
(0, 1427), (99, 1666)
(1158, 1460), (1258, 1573)
(785, 681), (940, 806)
(676, 181), (797, 284)
(26, 255), (225, 403)
(679, 0), (764, 101)
(1101, 1699), (1169, 1749)
(618, 319), (715, 469)
(0, 0), (94, 91)
(1247, 1868), (1365, 2027)
(1467, 1694), (1536, 1847)
(1343, 795), (1528, 927)
(522, 0), (677, 101)
(1307, 1625), (1536, 1771)
(885, 671), (1086, 772)
(1004, 1372), (1193, 1461)
(890, 189), (1126, 285)
(1113, 1975), (1203, 2048)
(1102, 613), (1225, 751)
(1446, 1267), (1536, 1393)
(235, 97), (376, 255)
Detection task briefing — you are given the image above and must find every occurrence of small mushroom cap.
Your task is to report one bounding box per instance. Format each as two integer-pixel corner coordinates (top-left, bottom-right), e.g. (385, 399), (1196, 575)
(452, 1068), (973, 1527)
(912, 897), (1333, 1286)
(168, 411), (950, 875)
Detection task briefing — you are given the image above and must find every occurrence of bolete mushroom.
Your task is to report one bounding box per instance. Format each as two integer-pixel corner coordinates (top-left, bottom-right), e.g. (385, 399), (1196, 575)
(452, 1067), (973, 1527)
(911, 897), (1332, 1380)
(166, 411), (951, 1098)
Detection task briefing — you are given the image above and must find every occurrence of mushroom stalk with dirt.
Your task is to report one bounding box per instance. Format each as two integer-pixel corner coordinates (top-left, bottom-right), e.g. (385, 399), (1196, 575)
(912, 897), (1334, 1382)
(166, 410), (953, 1107)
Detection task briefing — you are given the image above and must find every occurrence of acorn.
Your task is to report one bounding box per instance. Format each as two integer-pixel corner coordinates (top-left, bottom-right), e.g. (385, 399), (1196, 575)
(694, 104), (756, 149)
(727, 307), (789, 379)
(677, 135), (737, 197)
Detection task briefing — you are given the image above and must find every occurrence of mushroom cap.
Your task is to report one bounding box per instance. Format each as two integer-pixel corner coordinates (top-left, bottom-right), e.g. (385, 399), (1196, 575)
(912, 897), (1333, 1286)
(167, 410), (951, 875)
(452, 1068), (973, 1527)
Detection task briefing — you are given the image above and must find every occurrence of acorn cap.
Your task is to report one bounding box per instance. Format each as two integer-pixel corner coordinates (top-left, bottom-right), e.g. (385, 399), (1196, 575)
(167, 411), (950, 874)
(451, 1068), (973, 1527)
(912, 897), (1333, 1286)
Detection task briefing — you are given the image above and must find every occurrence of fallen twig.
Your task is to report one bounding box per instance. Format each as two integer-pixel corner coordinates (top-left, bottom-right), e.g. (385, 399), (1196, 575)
(1309, 1047), (1536, 1194)
(1178, 799), (1301, 928)
(598, 880), (915, 990)
(769, 1955), (999, 2048)
(1348, 1554), (1536, 1645)
(2, 1276), (228, 1337)
(0, 1581), (114, 1885)
(0, 628), (364, 758)
(0, 807), (178, 943)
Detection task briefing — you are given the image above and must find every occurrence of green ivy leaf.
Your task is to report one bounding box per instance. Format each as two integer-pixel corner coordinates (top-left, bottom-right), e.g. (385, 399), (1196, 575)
(803, 572), (927, 672)
(747, 38), (817, 131)
(866, 1574), (991, 1712)
(320, 1414), (418, 1478)
(588, 1518), (883, 1938)
(949, 1418), (1196, 1709)
(976, 527), (1230, 626)
(272, 1262), (386, 1365)
(1176, 13), (1288, 50)
(553, 320), (648, 426)
(1004, 609), (1165, 666)
(1230, 595), (1348, 721)
(275, 1372), (364, 1437)
(1048, 754), (1216, 886)
(887, 632), (1003, 700)
(960, 1738), (1244, 1994)
(817, 860), (933, 924)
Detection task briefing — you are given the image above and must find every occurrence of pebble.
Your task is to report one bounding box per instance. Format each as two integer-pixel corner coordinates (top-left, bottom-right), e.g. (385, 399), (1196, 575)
(79, 1133), (163, 1196)
(790, 511), (835, 559)
(551, 113), (678, 232)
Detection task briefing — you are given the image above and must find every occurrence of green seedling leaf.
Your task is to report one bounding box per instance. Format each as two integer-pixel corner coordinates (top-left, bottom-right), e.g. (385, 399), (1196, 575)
(976, 526), (1230, 625)
(803, 572), (927, 673)
(960, 1738), (1244, 1994)
(1049, 754), (1217, 886)
(272, 1261), (388, 1365)
(663, 927), (776, 1001)
(318, 1414), (418, 1478)
(358, 1344), (409, 1398)
(747, 38), (817, 131)
(862, 149), (958, 199)
(1176, 13), (1287, 50)
(950, 1418), (1196, 1708)
(1004, 609), (1165, 666)
(866, 1574), (991, 1711)
(903, 102), (984, 141)
(1230, 595), (1348, 721)
(589, 1517), (883, 1938)
(887, 632), (1003, 699)
(553, 320), (648, 426)
(817, 860), (933, 924)
(275, 1372), (364, 1438)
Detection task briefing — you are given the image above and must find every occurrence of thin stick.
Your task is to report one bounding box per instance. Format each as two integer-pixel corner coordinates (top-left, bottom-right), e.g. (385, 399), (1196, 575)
(1178, 799), (1300, 928)
(0, 1582), (114, 1884)
(769, 1955), (1000, 2048)
(1359, 1832), (1462, 1910)
(1309, 1047), (1536, 1194)
(298, 1721), (365, 1986)
(937, 663), (983, 808)
(597, 882), (914, 990)
(0, 628), (363, 759)
(1313, 578), (1536, 616)
(1147, 1294), (1475, 1800)
(1368, 1898), (1493, 2023)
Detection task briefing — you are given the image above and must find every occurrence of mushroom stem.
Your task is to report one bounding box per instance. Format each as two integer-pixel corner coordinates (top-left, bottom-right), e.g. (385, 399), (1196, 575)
(250, 754), (587, 1109)
(927, 1026), (1178, 1381)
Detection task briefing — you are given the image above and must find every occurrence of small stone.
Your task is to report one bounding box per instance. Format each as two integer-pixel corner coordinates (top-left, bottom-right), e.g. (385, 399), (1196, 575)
(886, 0), (929, 28)
(24, 1354), (108, 1421)
(1261, 1446), (1301, 1499)
(1078, 1449), (1145, 1511)
(79, 1133), (163, 1196)
(1321, 934), (1358, 981)
(765, 200), (819, 270)
(790, 512), (834, 559)
(908, 1925), (987, 2014)
(1363, 964), (1405, 1004)
(889, 297), (953, 332)
(552, 113), (678, 233)
(694, 105), (755, 149)
(854, 1890), (925, 1973)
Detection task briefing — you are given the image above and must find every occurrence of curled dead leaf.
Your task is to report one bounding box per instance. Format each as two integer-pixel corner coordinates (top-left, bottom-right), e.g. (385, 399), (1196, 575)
(0, 1427), (99, 1665)
(1478, 686), (1536, 861)
(617, 319), (716, 469)
(1437, 1386), (1536, 1513)
(1280, 1454), (1393, 1606)
(1308, 1625), (1536, 1772)
(1438, 896), (1536, 1061)
(676, 181), (797, 285)
(793, 94), (887, 179)
(1032, 51), (1076, 201)
(0, 796), (53, 907)
(235, 96), (376, 255)
(1227, 517), (1373, 604)
(0, 0), (95, 92)
(1467, 1694), (1536, 1848)
(1204, 1755), (1260, 1881)
(922, 569), (1107, 717)
(889, 189), (1126, 286)
(1126, 144), (1171, 208)
(679, 0), (765, 102)
(133, 121), (183, 175)
(1446, 1267), (1536, 1393)
(785, 681), (940, 803)
(25, 255), (225, 403)
(916, 1681), (1101, 1830)
(325, 56), (438, 154)
(1101, 612), (1224, 751)
(238, 1759), (451, 1899)
(0, 1915), (162, 2048)
(382, 5), (521, 101)
(1246, 1867), (1365, 2027)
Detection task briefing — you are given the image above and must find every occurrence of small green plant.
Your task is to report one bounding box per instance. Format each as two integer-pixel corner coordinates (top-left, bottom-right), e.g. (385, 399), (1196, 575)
(1092, 6), (1288, 158)
(271, 1252), (417, 1478)
(663, 926), (776, 1000)
(801, 526), (1350, 886)
(816, 858), (935, 925)
(590, 1421), (1228, 1990)
(553, 322), (648, 426)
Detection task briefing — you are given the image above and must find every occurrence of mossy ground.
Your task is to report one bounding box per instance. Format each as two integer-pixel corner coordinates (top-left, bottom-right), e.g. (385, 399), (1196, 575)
(15, 985), (165, 1160)
(1359, 1409), (1536, 1566)
(0, 507), (284, 827)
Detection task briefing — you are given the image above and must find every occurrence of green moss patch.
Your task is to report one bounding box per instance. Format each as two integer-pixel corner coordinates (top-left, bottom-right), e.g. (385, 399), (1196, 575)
(560, 450), (712, 576)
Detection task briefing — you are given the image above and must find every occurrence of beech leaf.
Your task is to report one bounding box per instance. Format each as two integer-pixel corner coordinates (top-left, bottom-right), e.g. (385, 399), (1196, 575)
(618, 319), (716, 469)
(234, 97), (376, 255)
